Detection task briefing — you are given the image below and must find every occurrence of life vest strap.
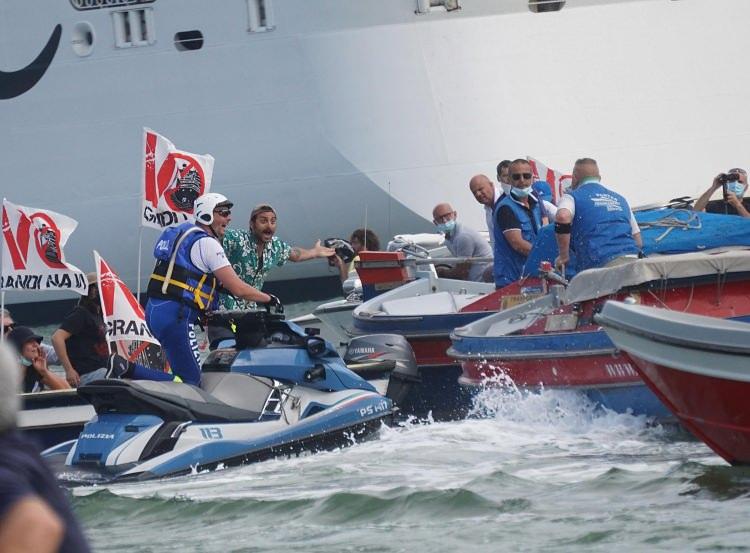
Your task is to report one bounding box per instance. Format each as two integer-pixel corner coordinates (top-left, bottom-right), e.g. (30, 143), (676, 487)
(162, 226), (203, 296)
(150, 273), (215, 301)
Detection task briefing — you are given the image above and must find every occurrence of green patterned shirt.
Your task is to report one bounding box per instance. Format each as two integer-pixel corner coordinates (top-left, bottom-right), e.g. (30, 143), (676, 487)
(220, 228), (291, 310)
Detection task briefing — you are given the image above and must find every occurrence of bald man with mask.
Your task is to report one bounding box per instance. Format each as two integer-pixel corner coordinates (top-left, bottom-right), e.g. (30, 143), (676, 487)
(432, 202), (492, 281)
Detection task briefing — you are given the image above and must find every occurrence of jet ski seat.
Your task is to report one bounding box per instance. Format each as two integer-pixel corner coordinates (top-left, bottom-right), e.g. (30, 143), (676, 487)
(200, 372), (276, 412)
(78, 375), (273, 423)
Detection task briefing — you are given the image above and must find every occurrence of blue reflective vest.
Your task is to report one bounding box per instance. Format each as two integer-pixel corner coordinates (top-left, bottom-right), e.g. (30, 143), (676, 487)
(568, 181), (639, 271)
(147, 222), (220, 312)
(532, 180), (552, 204)
(492, 194), (543, 287)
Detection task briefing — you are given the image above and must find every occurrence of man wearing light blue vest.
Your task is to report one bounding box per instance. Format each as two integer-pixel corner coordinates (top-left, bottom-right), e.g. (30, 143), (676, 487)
(554, 158), (642, 275)
(492, 159), (545, 288)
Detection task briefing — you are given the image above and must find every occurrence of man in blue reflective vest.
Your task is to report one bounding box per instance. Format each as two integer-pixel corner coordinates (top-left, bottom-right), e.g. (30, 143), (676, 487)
(133, 193), (277, 386)
(492, 159), (545, 288)
(554, 158), (642, 275)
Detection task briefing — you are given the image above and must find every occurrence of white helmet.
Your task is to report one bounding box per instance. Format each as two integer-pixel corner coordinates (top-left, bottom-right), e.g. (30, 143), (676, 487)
(194, 193), (233, 225)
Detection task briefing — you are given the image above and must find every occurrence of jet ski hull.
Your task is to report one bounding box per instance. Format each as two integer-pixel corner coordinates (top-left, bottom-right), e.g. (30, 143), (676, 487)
(49, 383), (392, 482)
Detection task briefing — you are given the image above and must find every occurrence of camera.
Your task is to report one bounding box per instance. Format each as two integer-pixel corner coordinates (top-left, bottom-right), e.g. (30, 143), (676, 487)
(323, 238), (356, 264)
(718, 173), (741, 185)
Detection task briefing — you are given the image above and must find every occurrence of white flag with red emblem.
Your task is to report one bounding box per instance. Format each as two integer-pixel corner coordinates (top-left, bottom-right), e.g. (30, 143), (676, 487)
(527, 157), (573, 205)
(142, 128), (214, 230)
(95, 251), (159, 346)
(1, 198), (87, 293)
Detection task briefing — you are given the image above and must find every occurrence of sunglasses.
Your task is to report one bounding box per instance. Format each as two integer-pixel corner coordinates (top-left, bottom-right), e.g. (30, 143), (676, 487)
(511, 173), (533, 181)
(214, 209), (232, 217)
(2, 323), (16, 333)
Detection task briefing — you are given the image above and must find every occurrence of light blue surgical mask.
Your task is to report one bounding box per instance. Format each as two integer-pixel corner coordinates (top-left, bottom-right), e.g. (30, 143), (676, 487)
(728, 181), (745, 198)
(510, 186), (532, 200)
(436, 220), (456, 235)
(500, 183), (512, 196)
(19, 356), (32, 367)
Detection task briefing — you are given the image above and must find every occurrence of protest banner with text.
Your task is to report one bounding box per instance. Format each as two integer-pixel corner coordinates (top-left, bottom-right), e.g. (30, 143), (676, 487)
(95, 251), (166, 370)
(1, 199), (87, 293)
(142, 128), (214, 229)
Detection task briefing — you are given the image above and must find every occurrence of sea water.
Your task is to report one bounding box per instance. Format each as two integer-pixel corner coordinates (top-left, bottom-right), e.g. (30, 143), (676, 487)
(68, 386), (750, 552)
(32, 301), (750, 551)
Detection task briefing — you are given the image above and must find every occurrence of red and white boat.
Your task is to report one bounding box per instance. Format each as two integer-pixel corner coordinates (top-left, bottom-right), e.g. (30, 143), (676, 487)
(597, 301), (750, 465)
(449, 249), (750, 418)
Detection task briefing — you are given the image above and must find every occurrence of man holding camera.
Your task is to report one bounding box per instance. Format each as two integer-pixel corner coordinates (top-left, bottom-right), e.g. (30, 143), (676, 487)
(693, 168), (750, 217)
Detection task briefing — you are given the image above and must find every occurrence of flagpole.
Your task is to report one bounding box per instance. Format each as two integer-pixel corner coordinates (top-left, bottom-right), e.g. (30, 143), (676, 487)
(94, 252), (113, 356)
(136, 226), (144, 303)
(363, 205), (368, 249)
(0, 292), (5, 343)
(0, 198), (5, 343)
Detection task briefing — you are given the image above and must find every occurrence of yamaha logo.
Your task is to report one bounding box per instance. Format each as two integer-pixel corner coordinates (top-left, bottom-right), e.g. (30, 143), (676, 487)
(350, 347), (375, 354)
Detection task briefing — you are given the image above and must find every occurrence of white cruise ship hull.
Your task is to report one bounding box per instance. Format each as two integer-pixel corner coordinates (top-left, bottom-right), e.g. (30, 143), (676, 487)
(3, 0), (749, 302)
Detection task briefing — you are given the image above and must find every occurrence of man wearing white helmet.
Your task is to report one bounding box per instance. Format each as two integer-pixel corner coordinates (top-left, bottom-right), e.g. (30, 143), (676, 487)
(126, 193), (277, 386)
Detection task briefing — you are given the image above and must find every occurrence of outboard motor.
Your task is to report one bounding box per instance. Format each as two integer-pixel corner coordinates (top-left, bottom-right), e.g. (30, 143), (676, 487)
(344, 334), (421, 406)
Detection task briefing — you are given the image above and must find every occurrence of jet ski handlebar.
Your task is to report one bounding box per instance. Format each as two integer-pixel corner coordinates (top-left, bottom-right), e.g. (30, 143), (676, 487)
(205, 309), (285, 328)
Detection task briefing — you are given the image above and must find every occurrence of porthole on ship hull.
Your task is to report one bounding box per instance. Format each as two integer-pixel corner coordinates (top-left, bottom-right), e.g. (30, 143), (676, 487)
(529, 0), (565, 12)
(174, 30), (204, 51)
(72, 21), (95, 56)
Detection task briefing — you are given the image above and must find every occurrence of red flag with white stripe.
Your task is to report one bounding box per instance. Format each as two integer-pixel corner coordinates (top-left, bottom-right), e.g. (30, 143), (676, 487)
(95, 250), (159, 346)
(527, 157), (573, 205)
(95, 251), (167, 370)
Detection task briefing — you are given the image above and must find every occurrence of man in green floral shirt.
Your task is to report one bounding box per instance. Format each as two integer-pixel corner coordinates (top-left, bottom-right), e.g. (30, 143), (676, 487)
(220, 204), (334, 310)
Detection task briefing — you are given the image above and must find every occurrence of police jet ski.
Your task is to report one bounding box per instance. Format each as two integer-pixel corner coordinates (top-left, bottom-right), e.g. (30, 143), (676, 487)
(44, 309), (395, 483)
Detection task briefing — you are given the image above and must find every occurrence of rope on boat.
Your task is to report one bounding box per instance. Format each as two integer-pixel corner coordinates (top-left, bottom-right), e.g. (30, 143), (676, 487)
(637, 209), (702, 242)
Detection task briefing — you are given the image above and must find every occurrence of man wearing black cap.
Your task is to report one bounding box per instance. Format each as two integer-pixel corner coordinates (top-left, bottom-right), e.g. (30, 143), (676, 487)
(7, 327), (69, 393)
(220, 204), (334, 310)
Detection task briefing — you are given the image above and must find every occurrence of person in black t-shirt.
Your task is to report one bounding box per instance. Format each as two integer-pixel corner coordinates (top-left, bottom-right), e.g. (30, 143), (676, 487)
(693, 167), (750, 217)
(0, 343), (92, 553)
(51, 273), (109, 387)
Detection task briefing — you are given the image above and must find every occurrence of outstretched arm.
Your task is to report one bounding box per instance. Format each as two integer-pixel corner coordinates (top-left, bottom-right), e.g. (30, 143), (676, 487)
(288, 240), (335, 262)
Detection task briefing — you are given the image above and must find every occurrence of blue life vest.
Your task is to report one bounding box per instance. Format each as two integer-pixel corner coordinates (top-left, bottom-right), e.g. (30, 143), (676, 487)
(147, 222), (220, 312)
(568, 181), (639, 271)
(492, 194), (543, 287)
